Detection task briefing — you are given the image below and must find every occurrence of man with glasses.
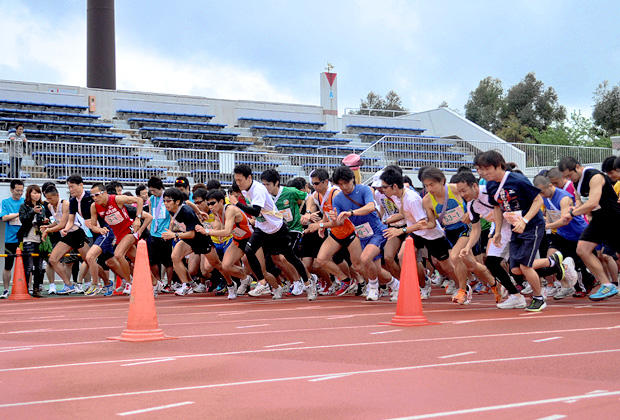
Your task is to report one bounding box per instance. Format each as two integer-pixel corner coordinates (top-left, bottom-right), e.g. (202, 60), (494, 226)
(1, 180), (25, 298)
(147, 176), (174, 292)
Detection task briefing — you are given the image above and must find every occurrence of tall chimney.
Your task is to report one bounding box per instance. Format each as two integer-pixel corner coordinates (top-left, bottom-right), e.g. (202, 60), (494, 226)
(87, 0), (116, 90)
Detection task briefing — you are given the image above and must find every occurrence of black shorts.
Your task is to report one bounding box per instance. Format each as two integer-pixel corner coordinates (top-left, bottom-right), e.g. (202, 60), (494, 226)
(4, 242), (19, 270)
(150, 237), (173, 267)
(580, 214), (620, 254)
(333, 245), (351, 265)
(60, 229), (87, 251)
(330, 231), (357, 248)
(509, 222), (545, 269)
(246, 224), (293, 256)
(289, 231), (303, 258)
(300, 230), (325, 259)
(480, 227), (490, 253)
(184, 235), (214, 256)
(444, 224), (471, 247)
(415, 235), (451, 261)
(233, 237), (250, 252)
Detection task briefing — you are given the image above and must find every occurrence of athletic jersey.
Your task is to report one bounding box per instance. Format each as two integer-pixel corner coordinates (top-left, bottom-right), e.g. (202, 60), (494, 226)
(399, 188), (444, 240)
(543, 187), (587, 242)
(467, 184), (511, 240)
(333, 184), (386, 239)
(314, 185), (355, 240)
(1, 196), (24, 243)
(95, 195), (133, 237)
(487, 170), (545, 229)
(561, 180), (576, 197)
(273, 186), (307, 233)
(574, 167), (620, 217)
(149, 194), (170, 238)
(374, 190), (405, 227)
(243, 180), (283, 234)
(614, 180), (620, 196)
(428, 185), (467, 230)
(219, 204), (253, 240)
(49, 199), (79, 234)
(204, 211), (232, 244)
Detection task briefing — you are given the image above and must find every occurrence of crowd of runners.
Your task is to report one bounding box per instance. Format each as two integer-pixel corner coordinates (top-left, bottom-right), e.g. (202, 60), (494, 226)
(2, 150), (620, 312)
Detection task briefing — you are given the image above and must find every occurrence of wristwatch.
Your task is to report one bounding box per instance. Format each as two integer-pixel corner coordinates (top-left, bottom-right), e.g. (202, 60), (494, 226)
(319, 223), (324, 228)
(175, 233), (179, 240)
(522, 218), (529, 224)
(569, 208), (575, 217)
(402, 227), (407, 233)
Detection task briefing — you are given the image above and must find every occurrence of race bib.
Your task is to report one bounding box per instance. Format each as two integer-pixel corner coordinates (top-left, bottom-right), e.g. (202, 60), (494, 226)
(503, 210), (523, 226)
(354, 222), (373, 239)
(547, 209), (561, 223)
(157, 205), (167, 219)
(442, 206), (465, 226)
(104, 210), (124, 226)
(8, 217), (21, 226)
(279, 208), (293, 222)
(232, 226), (249, 238)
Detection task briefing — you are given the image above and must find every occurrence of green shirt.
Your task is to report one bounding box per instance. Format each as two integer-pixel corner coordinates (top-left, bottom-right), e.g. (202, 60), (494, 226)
(273, 186), (307, 233)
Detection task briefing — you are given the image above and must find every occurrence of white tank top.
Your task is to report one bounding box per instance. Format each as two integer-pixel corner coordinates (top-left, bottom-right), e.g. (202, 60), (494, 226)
(49, 200), (79, 234)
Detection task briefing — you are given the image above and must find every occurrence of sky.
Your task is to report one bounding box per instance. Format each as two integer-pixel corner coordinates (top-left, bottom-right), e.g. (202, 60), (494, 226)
(1, 0), (619, 118)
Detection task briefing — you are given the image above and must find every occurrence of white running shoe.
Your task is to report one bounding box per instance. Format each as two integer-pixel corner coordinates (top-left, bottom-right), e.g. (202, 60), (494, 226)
(307, 275), (318, 301)
(444, 280), (456, 295)
(249, 283), (271, 296)
(156, 280), (165, 293)
(520, 282), (533, 295)
(175, 283), (193, 296)
(272, 285), (284, 300)
(390, 289), (399, 303)
(496, 293), (527, 309)
(291, 280), (305, 296)
(420, 283), (432, 300)
(227, 285), (238, 300)
(553, 286), (575, 300)
(48, 283), (57, 295)
(346, 280), (358, 295)
(563, 257), (578, 287)
(115, 280), (127, 293)
(72, 283), (84, 294)
(193, 283), (206, 293)
(431, 273), (445, 287)
(366, 286), (379, 301)
(237, 275), (253, 296)
(123, 283), (132, 295)
(545, 284), (558, 297)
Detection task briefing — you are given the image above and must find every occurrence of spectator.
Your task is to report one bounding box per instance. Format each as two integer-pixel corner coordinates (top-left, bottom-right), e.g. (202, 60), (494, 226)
(8, 124), (27, 178)
(18, 184), (47, 297)
(1, 180), (25, 298)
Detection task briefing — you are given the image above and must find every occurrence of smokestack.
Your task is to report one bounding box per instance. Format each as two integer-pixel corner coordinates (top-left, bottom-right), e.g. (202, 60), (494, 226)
(87, 0), (116, 90)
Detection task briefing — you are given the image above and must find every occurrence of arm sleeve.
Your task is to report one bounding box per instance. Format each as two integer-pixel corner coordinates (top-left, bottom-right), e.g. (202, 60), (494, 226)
(236, 203), (261, 217)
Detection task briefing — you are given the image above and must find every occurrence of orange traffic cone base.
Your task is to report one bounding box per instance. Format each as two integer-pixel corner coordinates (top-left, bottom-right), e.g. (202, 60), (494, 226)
(380, 316), (440, 327)
(8, 249), (33, 301)
(108, 328), (177, 342)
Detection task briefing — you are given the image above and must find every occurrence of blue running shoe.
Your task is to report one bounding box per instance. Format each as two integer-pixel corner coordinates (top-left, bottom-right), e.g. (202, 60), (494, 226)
(57, 284), (75, 295)
(589, 284), (618, 301)
(102, 283), (114, 296)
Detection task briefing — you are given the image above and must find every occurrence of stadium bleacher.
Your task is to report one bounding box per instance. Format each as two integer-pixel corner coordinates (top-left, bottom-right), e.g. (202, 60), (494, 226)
(1, 117), (112, 133)
(45, 163), (166, 180)
(151, 136), (251, 150)
(237, 117), (325, 128)
(0, 99), (88, 112)
(117, 109), (215, 121)
(250, 125), (338, 137)
(128, 118), (226, 130)
(0, 107), (100, 121)
(32, 152), (152, 167)
(346, 124), (426, 135)
(262, 134), (350, 146)
(139, 127), (239, 141)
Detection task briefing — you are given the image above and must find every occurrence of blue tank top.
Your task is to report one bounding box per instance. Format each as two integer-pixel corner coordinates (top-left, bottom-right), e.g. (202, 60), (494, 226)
(544, 187), (587, 242)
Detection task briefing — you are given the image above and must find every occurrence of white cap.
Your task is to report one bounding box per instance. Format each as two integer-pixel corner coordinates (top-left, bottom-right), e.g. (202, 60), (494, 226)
(371, 171), (383, 188)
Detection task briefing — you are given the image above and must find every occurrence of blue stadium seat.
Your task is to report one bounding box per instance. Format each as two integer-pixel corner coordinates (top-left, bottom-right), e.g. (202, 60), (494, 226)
(45, 163), (165, 180)
(237, 117), (325, 128)
(0, 99), (88, 112)
(139, 127), (239, 141)
(191, 169), (295, 184)
(32, 152), (152, 167)
(151, 137), (251, 150)
(288, 154), (379, 166)
(117, 109), (215, 121)
(300, 163), (383, 173)
(177, 158), (219, 171)
(250, 125), (339, 137)
(0, 107), (100, 120)
(19, 128), (124, 141)
(262, 134), (349, 146)
(128, 117), (226, 130)
(0, 117), (112, 132)
(347, 124), (427, 134)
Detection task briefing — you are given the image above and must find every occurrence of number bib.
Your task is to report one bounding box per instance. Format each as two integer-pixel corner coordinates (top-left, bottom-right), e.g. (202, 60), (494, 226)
(503, 210), (523, 226)
(279, 208), (293, 223)
(232, 226), (248, 238)
(8, 217), (21, 226)
(104, 209), (125, 226)
(547, 209), (561, 223)
(354, 222), (373, 239)
(442, 206), (465, 226)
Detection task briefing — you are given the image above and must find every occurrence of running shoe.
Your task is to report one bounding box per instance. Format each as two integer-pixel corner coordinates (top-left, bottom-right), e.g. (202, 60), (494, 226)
(171, 282), (182, 292)
(193, 283), (207, 293)
(496, 293), (527, 309)
(379, 286), (390, 297)
(520, 282), (533, 295)
(553, 286), (575, 300)
(431, 273), (445, 287)
(84, 285), (100, 296)
(291, 280), (305, 296)
(48, 283), (57, 295)
(115, 281), (127, 293)
(346, 280), (359, 295)
(444, 280), (457, 295)
(366, 286), (379, 301)
(102, 282), (114, 297)
(452, 288), (470, 305)
(57, 284), (75, 295)
(390, 289), (399, 303)
(272, 285), (284, 300)
(335, 280), (351, 296)
(237, 275), (253, 296)
(472, 281), (484, 294)
(175, 283), (193, 296)
(215, 281), (227, 295)
(551, 251), (565, 281)
(0, 289), (8, 299)
(355, 282), (365, 296)
(490, 285), (502, 303)
(161, 284), (172, 294)
(388, 278), (400, 295)
(589, 284), (619, 301)
(563, 257), (578, 287)
(227, 285), (238, 300)
(573, 290), (586, 298)
(420, 283), (431, 300)
(249, 283), (271, 297)
(307, 276), (318, 301)
(525, 298), (547, 312)
(545, 284), (559, 298)
(73, 283), (84, 294)
(156, 280), (165, 293)
(123, 283), (132, 295)
(153, 284), (158, 297)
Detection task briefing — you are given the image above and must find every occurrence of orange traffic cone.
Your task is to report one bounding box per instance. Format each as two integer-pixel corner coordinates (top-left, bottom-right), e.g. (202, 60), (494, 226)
(108, 240), (176, 342)
(8, 248), (33, 301)
(380, 236), (439, 327)
(112, 275), (124, 295)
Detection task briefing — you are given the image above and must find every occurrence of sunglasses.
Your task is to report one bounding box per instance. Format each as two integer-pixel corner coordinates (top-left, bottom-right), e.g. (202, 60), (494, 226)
(193, 200), (204, 205)
(163, 198), (174, 203)
(92, 191), (104, 197)
(207, 201), (217, 206)
(312, 181), (322, 186)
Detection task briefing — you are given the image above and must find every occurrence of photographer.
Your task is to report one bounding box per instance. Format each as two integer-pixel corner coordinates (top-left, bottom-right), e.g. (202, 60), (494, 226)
(18, 185), (49, 297)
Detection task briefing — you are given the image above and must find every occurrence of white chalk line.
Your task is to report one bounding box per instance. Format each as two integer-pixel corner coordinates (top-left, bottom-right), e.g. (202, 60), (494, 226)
(116, 401), (194, 416)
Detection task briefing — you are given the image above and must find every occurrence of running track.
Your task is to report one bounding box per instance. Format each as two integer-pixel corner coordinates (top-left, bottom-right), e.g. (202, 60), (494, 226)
(1, 291), (620, 419)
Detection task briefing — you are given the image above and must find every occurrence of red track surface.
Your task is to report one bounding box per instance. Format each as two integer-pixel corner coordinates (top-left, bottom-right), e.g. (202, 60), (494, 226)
(2, 291), (620, 419)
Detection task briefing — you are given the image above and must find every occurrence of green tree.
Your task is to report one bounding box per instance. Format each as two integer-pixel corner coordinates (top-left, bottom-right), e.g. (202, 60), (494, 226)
(501, 72), (566, 131)
(353, 91), (408, 116)
(464, 76), (504, 133)
(528, 111), (611, 147)
(592, 81), (620, 135)
(496, 115), (530, 143)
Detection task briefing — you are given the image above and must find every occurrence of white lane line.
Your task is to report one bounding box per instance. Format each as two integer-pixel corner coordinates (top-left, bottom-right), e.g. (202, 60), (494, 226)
(2, 357), (620, 409)
(308, 374), (351, 382)
(384, 391), (620, 419)
(30, 315), (65, 319)
(4, 326), (620, 373)
(7, 329), (52, 334)
(0, 340), (110, 351)
(121, 358), (176, 367)
(587, 390), (608, 393)
(217, 312), (246, 316)
(438, 351), (476, 359)
(370, 330), (402, 335)
(535, 415), (566, 420)
(0, 348), (32, 353)
(117, 401), (194, 416)
(264, 342), (304, 348)
(327, 315), (355, 320)
(532, 337), (563, 343)
(236, 324), (270, 329)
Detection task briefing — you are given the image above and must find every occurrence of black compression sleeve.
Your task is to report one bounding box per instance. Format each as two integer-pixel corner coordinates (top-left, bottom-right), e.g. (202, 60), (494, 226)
(236, 203), (261, 217)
